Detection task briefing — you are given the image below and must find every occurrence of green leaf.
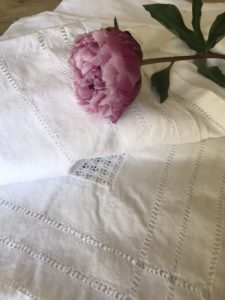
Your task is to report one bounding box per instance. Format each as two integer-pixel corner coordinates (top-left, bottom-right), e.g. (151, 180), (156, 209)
(194, 59), (225, 87)
(207, 12), (225, 49)
(143, 4), (205, 52)
(192, 0), (202, 33)
(192, 0), (205, 46)
(151, 63), (173, 103)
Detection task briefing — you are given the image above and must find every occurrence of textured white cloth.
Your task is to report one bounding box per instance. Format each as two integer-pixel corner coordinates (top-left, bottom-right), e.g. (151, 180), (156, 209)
(0, 1), (225, 300)
(0, 139), (225, 300)
(1, 1), (225, 185)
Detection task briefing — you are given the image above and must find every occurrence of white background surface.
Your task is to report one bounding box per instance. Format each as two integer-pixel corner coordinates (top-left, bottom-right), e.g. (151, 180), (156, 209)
(0, 1), (224, 299)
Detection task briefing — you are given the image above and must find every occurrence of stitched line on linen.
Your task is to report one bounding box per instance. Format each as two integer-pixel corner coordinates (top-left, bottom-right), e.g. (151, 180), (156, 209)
(71, 154), (126, 189)
(129, 103), (151, 134)
(131, 70), (179, 139)
(129, 145), (177, 298)
(129, 100), (179, 140)
(140, 261), (205, 298)
(0, 234), (128, 300)
(36, 31), (72, 80)
(0, 57), (73, 163)
(166, 141), (206, 300)
(0, 197), (208, 297)
(205, 168), (225, 291)
(39, 21), (87, 76)
(60, 26), (73, 48)
(170, 90), (225, 133)
(0, 276), (40, 300)
(0, 197), (136, 264)
(59, 21), (88, 49)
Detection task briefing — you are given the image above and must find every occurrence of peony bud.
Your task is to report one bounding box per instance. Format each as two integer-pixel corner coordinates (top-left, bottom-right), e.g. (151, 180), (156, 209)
(70, 27), (142, 123)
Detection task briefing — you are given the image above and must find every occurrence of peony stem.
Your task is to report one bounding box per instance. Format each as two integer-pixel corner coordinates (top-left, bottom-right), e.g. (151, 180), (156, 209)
(141, 51), (225, 65)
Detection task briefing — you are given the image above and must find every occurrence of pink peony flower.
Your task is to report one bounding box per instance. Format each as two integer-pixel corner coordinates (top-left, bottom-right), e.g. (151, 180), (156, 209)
(70, 27), (142, 123)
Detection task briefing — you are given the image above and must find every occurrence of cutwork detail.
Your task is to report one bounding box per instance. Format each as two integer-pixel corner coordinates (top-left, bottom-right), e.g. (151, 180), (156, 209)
(71, 154), (126, 188)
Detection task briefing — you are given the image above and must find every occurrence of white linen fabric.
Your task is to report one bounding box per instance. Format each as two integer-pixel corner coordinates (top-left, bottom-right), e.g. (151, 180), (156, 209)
(1, 1), (225, 185)
(0, 0), (225, 300)
(0, 139), (225, 300)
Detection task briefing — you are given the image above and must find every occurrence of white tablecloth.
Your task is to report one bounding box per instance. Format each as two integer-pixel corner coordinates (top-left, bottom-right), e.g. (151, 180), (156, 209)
(0, 1), (224, 299)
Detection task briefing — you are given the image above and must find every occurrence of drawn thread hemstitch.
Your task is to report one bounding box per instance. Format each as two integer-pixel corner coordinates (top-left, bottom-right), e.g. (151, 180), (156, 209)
(0, 276), (40, 300)
(166, 141), (206, 300)
(129, 145), (176, 298)
(0, 197), (210, 298)
(36, 31), (72, 80)
(0, 234), (128, 300)
(0, 57), (73, 163)
(206, 168), (225, 290)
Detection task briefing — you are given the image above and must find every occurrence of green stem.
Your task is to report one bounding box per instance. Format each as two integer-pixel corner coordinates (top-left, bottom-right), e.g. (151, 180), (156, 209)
(141, 51), (225, 65)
